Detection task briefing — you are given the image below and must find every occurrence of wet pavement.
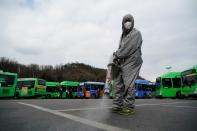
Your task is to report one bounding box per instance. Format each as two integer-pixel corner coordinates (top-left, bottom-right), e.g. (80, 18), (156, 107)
(0, 98), (197, 131)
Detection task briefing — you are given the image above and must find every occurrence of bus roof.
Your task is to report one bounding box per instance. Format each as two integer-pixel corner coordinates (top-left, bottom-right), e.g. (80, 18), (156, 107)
(182, 64), (197, 72)
(193, 65), (197, 70)
(80, 81), (105, 86)
(161, 72), (181, 78)
(0, 71), (17, 76)
(17, 78), (46, 81)
(135, 79), (154, 85)
(46, 82), (60, 86)
(60, 81), (79, 86)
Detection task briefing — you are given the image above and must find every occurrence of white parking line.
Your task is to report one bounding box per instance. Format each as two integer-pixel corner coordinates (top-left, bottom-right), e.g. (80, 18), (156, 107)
(18, 102), (130, 131)
(56, 107), (112, 112)
(55, 101), (197, 112)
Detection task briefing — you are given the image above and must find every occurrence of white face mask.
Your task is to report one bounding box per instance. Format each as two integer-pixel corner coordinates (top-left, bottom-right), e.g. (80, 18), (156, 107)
(124, 21), (132, 30)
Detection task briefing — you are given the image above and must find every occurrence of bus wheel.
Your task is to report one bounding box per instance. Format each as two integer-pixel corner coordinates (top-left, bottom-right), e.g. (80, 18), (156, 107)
(156, 96), (162, 99)
(176, 92), (182, 99)
(14, 93), (19, 99)
(14, 94), (19, 99)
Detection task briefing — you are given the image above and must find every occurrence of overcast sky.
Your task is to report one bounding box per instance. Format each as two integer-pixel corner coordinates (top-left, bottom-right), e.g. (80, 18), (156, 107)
(0, 0), (196, 81)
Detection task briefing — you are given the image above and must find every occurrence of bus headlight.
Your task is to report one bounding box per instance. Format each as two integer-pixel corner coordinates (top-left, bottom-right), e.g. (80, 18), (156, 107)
(160, 91), (162, 95)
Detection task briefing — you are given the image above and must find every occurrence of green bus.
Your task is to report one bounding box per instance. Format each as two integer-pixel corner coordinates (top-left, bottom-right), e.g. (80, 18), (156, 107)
(46, 82), (60, 98)
(155, 72), (182, 98)
(60, 81), (79, 99)
(181, 65), (197, 97)
(16, 78), (46, 98)
(0, 71), (18, 98)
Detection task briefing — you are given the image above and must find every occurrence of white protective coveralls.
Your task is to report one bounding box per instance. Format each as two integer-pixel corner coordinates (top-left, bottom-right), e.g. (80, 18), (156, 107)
(112, 14), (143, 109)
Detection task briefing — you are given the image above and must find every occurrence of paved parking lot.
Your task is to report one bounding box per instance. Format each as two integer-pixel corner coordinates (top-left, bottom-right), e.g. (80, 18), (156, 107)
(0, 99), (197, 131)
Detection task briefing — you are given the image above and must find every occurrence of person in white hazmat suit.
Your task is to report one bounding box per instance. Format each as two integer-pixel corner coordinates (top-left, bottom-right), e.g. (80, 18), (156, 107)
(111, 14), (143, 115)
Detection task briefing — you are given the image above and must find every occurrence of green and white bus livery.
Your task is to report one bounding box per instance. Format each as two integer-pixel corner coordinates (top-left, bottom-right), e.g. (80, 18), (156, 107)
(181, 65), (197, 97)
(155, 72), (182, 98)
(16, 78), (46, 98)
(0, 71), (18, 98)
(46, 82), (60, 98)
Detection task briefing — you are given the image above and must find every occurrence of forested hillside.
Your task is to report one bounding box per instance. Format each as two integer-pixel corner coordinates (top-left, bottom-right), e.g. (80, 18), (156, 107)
(0, 57), (144, 82)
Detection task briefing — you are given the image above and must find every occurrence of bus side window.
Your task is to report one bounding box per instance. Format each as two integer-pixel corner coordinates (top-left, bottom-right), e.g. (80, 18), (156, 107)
(0, 74), (15, 87)
(38, 80), (46, 86)
(86, 86), (90, 91)
(16, 81), (23, 89)
(173, 78), (181, 88)
(182, 77), (187, 86)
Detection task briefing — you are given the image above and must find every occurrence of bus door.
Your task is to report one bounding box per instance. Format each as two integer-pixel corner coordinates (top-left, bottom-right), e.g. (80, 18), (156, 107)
(77, 86), (84, 98)
(172, 78), (182, 97)
(60, 85), (67, 98)
(36, 79), (46, 96)
(161, 78), (174, 97)
(182, 69), (197, 96)
(142, 85), (148, 98)
(85, 86), (90, 98)
(145, 86), (152, 98)
(136, 83), (144, 98)
(71, 86), (77, 98)
(90, 85), (96, 98)
(66, 86), (72, 99)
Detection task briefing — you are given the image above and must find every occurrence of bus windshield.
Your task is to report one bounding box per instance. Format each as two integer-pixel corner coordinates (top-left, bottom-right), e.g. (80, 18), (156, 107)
(46, 86), (59, 92)
(162, 78), (172, 88)
(136, 84), (152, 91)
(155, 77), (161, 88)
(86, 86), (90, 91)
(143, 85), (152, 91)
(17, 81), (35, 89)
(71, 86), (77, 92)
(0, 74), (15, 87)
(182, 69), (197, 86)
(61, 86), (67, 91)
(77, 87), (83, 92)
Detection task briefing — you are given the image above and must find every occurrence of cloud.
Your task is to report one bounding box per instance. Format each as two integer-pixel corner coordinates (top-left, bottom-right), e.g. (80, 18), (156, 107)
(0, 0), (196, 81)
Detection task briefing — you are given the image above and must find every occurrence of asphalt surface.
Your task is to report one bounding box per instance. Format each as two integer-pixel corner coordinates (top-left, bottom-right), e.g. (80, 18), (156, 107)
(0, 98), (197, 131)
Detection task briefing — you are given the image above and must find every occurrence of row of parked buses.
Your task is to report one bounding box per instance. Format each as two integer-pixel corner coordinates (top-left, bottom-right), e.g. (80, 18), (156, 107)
(0, 65), (196, 99)
(106, 65), (197, 99)
(135, 65), (197, 98)
(155, 65), (197, 98)
(0, 70), (105, 99)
